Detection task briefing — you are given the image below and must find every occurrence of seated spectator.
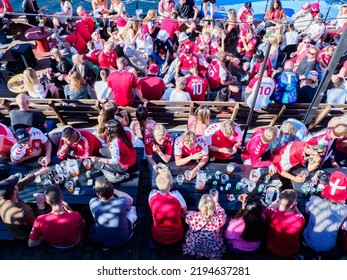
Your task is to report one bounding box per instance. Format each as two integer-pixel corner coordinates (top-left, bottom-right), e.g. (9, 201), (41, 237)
(10, 94), (54, 133)
(89, 179), (137, 248)
(159, 11), (179, 41)
(149, 171), (187, 245)
(151, 30), (173, 76)
(257, 35), (279, 68)
(326, 77), (347, 104)
(84, 41), (101, 66)
(174, 131), (209, 179)
(66, 17), (92, 43)
(52, 0), (73, 33)
(301, 13), (325, 45)
(94, 69), (109, 100)
(137, 64), (166, 100)
(47, 48), (72, 90)
(290, 36), (311, 69)
(22, 0), (47, 26)
(183, 193), (226, 260)
(317, 45), (334, 72)
(76, 6), (95, 34)
(158, 0), (175, 18)
(204, 120), (242, 161)
(142, 9), (160, 38)
(295, 46), (318, 78)
(248, 50), (273, 81)
(286, 118), (308, 140)
(0, 169), (49, 241)
(237, 27), (258, 72)
(28, 185), (85, 248)
(241, 127), (278, 173)
(244, 70), (276, 110)
(237, 2), (253, 23)
(270, 120), (299, 151)
(272, 60), (299, 105)
(64, 71), (96, 100)
(64, 24), (87, 55)
(98, 41), (118, 70)
(168, 77), (191, 102)
(57, 126), (102, 159)
(129, 106), (156, 146)
(270, 139), (324, 188)
(90, 120), (136, 180)
(69, 54), (96, 87)
(23, 68), (59, 99)
(135, 27), (154, 61)
(225, 194), (265, 252)
(175, 44), (198, 78)
(11, 128), (52, 165)
(303, 171), (347, 251)
(280, 23), (299, 51)
(187, 105), (210, 136)
(0, 123), (15, 157)
(185, 66), (209, 101)
(322, 4), (347, 41)
(292, 2), (313, 32)
(264, 189), (305, 257)
(106, 57), (147, 106)
(264, 0), (286, 28)
(144, 124), (173, 172)
(297, 70), (319, 103)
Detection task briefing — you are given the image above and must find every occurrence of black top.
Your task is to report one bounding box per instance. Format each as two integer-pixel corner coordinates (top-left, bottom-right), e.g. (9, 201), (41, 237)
(174, 0), (196, 19)
(10, 110), (46, 131)
(295, 57), (317, 76)
(153, 38), (174, 64)
(297, 85), (317, 103)
(22, 0), (40, 26)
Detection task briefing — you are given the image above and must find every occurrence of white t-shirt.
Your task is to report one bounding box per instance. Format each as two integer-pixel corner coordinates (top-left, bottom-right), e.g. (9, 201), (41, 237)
(246, 77), (276, 110)
(326, 88), (347, 104)
(169, 89), (191, 102)
(94, 81), (108, 100)
(28, 84), (46, 99)
(306, 22), (325, 42)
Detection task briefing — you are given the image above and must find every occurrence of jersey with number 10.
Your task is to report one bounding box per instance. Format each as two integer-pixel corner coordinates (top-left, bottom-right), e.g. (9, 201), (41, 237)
(185, 75), (209, 101)
(246, 77), (276, 110)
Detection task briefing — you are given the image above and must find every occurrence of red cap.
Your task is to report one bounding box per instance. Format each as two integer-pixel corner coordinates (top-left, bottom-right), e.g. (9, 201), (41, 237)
(322, 171), (347, 202)
(311, 3), (320, 12)
(148, 63), (159, 73)
(117, 18), (127, 27)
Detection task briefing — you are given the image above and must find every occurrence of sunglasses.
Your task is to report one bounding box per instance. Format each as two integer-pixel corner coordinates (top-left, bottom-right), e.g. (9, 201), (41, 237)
(304, 41), (310, 44)
(309, 52), (316, 55)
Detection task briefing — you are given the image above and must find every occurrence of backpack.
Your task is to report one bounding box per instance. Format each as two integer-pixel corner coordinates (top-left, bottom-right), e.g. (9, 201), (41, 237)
(273, 71), (299, 104)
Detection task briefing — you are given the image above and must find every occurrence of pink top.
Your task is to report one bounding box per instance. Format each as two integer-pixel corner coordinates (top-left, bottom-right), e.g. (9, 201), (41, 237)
(187, 115), (208, 136)
(130, 119), (156, 139)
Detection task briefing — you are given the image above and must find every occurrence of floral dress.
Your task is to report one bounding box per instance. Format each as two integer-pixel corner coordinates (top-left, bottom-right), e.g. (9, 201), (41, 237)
(183, 204), (227, 260)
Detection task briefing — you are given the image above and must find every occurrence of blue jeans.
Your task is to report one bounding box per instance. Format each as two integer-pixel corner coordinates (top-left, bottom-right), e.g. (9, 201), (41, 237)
(150, 52), (166, 76)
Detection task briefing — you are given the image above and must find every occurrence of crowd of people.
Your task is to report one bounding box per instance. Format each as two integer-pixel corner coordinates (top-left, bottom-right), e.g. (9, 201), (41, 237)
(0, 0), (347, 259)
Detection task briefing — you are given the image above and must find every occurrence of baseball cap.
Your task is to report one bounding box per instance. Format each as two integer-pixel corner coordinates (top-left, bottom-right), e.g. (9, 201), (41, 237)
(322, 171), (347, 202)
(178, 32), (189, 42)
(14, 129), (30, 144)
(311, 3), (320, 12)
(157, 30), (169, 41)
(0, 175), (19, 198)
(302, 2), (311, 10)
(148, 63), (159, 73)
(117, 18), (127, 27)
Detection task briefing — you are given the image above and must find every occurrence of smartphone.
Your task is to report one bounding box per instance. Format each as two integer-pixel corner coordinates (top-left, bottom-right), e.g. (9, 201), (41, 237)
(73, 187), (80, 195)
(87, 179), (93, 186)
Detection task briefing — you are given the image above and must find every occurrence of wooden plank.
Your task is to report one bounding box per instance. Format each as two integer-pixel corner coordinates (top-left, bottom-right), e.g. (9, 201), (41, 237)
(308, 104), (332, 131)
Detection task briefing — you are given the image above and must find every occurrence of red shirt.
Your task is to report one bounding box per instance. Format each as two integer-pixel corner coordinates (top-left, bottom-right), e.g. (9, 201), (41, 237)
(98, 50), (118, 69)
(65, 32), (87, 54)
(249, 58), (273, 80)
(160, 18), (179, 40)
(336, 137), (347, 154)
(237, 36), (258, 57)
(178, 53), (198, 72)
(144, 133), (173, 157)
(138, 76), (166, 100)
(317, 51), (332, 67)
(0, 0), (13, 12)
(108, 70), (138, 106)
(207, 59), (228, 91)
(76, 21), (92, 42)
(81, 15), (95, 33)
(204, 122), (242, 160)
(84, 49), (101, 66)
(109, 128), (136, 168)
(193, 38), (211, 56)
(264, 207), (305, 257)
(0, 123), (15, 146)
(241, 128), (272, 168)
(185, 75), (209, 101)
(29, 212), (85, 248)
(270, 141), (307, 173)
(174, 135), (209, 157)
(57, 130), (102, 160)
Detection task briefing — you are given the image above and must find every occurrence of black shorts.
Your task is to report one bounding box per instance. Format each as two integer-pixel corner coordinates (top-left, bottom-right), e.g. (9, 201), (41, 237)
(203, 0), (216, 4)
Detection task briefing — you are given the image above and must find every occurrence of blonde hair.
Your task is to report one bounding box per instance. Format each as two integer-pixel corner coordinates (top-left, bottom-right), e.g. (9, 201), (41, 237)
(72, 54), (83, 65)
(176, 76), (186, 90)
(156, 171), (172, 192)
(104, 41), (114, 51)
(262, 127), (278, 143)
(280, 120), (296, 139)
(198, 194), (216, 219)
(182, 130), (196, 146)
(50, 48), (63, 60)
(23, 68), (40, 93)
(220, 120), (235, 136)
(195, 105), (210, 126)
(153, 124), (166, 138)
(268, 35), (278, 46)
(69, 71), (84, 92)
(333, 124), (347, 138)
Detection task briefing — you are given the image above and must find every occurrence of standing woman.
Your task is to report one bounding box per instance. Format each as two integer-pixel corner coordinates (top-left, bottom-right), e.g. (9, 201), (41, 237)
(23, 68), (59, 99)
(225, 194), (265, 252)
(22, 0), (47, 26)
(142, 9), (160, 39)
(183, 193), (227, 260)
(264, 0), (286, 28)
(91, 119), (137, 178)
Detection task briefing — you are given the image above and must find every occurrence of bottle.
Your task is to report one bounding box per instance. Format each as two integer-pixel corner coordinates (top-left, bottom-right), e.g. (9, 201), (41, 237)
(258, 184), (265, 193)
(73, 176), (79, 185)
(235, 182), (242, 191)
(225, 183), (232, 191)
(264, 175), (271, 184)
(86, 170), (92, 179)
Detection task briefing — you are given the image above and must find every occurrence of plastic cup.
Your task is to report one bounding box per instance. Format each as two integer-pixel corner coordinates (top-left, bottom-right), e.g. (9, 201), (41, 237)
(64, 181), (74, 192)
(83, 159), (92, 170)
(209, 188), (218, 198)
(249, 169), (261, 182)
(38, 157), (45, 166)
(300, 170), (309, 178)
(221, 174), (229, 185)
(184, 170), (192, 180)
(176, 174), (184, 185)
(226, 163), (234, 175)
(35, 175), (42, 184)
(63, 170), (70, 180)
(247, 181), (256, 192)
(60, 160), (67, 170)
(240, 178), (250, 188)
(238, 193), (247, 203)
(55, 164), (64, 174)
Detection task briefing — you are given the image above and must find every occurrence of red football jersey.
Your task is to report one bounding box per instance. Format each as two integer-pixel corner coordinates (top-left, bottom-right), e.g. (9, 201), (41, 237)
(185, 75), (209, 101)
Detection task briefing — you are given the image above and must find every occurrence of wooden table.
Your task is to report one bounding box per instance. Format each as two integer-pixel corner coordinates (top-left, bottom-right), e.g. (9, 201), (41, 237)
(24, 26), (53, 57)
(151, 162), (278, 212)
(7, 73), (27, 94)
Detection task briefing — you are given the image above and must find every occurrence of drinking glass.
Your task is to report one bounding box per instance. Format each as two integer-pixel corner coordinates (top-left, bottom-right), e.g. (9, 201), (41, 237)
(176, 174), (184, 185)
(247, 181), (256, 192)
(83, 159), (92, 170)
(226, 163), (234, 175)
(64, 181), (74, 192)
(238, 193), (247, 203)
(249, 169), (261, 182)
(38, 157), (45, 166)
(209, 188), (218, 198)
(63, 170), (70, 180)
(184, 170), (192, 180)
(240, 178), (249, 188)
(221, 174), (229, 185)
(55, 164), (64, 174)
(300, 170), (309, 178)
(60, 160), (67, 171)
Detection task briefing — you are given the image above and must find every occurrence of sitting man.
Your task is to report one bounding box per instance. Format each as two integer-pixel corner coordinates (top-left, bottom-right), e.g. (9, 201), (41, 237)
(144, 124), (174, 172)
(57, 126), (102, 160)
(137, 64), (166, 100)
(28, 185), (85, 248)
(10, 128), (52, 165)
(204, 120), (242, 161)
(149, 171), (187, 245)
(0, 123), (16, 157)
(264, 189), (306, 257)
(303, 171), (347, 252)
(270, 139), (325, 188)
(89, 179), (137, 248)
(241, 127), (278, 173)
(0, 169), (49, 241)
(174, 130), (209, 180)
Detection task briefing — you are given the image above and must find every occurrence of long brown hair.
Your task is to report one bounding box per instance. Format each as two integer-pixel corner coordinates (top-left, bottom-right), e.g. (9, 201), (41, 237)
(105, 119), (133, 148)
(69, 71), (84, 92)
(97, 101), (119, 135)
